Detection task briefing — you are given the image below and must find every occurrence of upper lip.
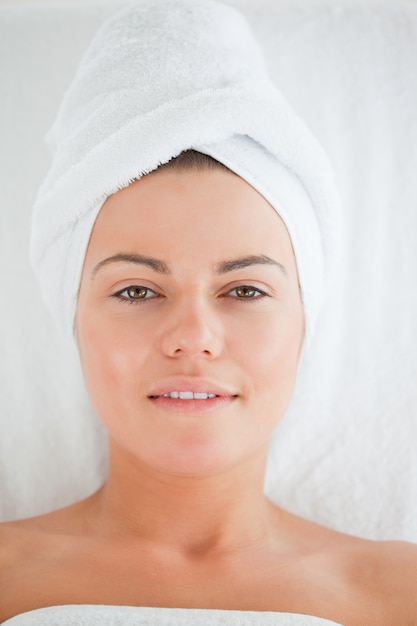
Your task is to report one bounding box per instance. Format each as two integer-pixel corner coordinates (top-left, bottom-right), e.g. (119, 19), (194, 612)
(148, 378), (238, 398)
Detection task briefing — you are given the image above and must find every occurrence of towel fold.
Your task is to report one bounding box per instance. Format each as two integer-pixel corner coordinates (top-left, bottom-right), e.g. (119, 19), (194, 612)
(30, 0), (341, 345)
(2, 605), (344, 626)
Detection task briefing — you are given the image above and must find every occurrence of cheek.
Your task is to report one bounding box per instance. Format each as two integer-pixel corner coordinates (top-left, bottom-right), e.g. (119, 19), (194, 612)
(76, 309), (150, 418)
(231, 308), (303, 411)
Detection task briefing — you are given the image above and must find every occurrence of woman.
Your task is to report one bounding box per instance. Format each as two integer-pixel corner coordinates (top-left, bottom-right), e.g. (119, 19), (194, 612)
(1, 0), (416, 624)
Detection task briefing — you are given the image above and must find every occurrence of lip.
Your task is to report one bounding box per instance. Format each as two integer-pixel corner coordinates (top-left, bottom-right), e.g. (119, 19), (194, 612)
(147, 377), (239, 399)
(148, 394), (237, 416)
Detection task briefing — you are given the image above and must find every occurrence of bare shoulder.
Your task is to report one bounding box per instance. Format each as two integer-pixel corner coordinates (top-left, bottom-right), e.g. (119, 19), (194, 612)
(269, 509), (417, 624)
(365, 539), (417, 601)
(0, 520), (35, 620)
(338, 537), (417, 625)
(0, 521), (20, 570)
(0, 500), (93, 575)
(0, 516), (50, 579)
(0, 507), (89, 622)
(0, 518), (35, 564)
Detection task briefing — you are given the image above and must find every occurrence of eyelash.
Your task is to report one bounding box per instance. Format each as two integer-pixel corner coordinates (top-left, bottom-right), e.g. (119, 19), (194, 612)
(112, 285), (269, 306)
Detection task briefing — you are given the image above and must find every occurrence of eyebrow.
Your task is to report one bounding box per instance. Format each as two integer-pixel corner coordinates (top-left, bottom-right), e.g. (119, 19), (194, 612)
(91, 252), (287, 278)
(92, 253), (170, 277)
(215, 254), (286, 275)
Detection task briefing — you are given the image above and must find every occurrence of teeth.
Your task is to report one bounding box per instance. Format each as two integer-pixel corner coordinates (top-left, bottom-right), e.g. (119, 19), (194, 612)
(162, 391), (217, 399)
(179, 391), (193, 400)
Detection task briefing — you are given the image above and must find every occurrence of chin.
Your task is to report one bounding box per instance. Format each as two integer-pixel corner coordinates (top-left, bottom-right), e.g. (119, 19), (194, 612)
(146, 438), (250, 478)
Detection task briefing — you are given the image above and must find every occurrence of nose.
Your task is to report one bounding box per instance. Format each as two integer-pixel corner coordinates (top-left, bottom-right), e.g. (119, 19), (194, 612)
(159, 295), (224, 360)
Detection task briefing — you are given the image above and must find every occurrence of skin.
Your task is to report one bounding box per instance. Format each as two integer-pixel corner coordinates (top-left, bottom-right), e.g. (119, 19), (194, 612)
(1, 168), (417, 624)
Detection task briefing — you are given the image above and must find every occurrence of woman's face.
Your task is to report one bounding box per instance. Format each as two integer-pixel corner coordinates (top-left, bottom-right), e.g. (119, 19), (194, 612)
(76, 168), (304, 476)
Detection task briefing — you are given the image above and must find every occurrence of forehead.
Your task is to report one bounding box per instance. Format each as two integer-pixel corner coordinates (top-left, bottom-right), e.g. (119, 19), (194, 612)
(85, 168), (296, 272)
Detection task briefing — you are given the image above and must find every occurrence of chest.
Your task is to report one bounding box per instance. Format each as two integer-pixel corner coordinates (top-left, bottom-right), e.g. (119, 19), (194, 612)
(0, 541), (372, 625)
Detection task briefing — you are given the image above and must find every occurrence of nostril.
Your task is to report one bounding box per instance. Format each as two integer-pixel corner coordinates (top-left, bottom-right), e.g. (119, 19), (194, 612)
(160, 321), (223, 360)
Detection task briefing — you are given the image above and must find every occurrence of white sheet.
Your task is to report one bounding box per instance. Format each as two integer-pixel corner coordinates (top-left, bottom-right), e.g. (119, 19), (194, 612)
(2, 605), (343, 626)
(0, 0), (416, 543)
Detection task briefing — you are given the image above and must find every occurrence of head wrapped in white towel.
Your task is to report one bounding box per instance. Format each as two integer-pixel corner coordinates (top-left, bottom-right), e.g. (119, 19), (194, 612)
(30, 0), (341, 345)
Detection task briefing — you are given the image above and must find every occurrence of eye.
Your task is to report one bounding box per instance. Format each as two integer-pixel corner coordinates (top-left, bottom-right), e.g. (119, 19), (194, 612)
(113, 285), (158, 304)
(227, 285), (268, 300)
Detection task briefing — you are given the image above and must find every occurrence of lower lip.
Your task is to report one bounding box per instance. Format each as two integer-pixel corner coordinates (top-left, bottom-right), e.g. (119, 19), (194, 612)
(148, 395), (237, 415)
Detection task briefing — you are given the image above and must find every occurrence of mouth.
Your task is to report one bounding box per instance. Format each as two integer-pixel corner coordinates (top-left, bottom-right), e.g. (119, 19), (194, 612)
(150, 391), (219, 400)
(147, 385), (239, 415)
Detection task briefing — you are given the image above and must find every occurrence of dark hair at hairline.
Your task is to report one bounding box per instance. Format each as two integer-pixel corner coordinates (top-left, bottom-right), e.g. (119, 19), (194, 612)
(155, 149), (233, 174)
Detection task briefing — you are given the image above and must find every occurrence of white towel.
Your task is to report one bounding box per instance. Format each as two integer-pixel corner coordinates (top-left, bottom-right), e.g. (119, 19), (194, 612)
(2, 605), (343, 626)
(29, 0), (341, 345)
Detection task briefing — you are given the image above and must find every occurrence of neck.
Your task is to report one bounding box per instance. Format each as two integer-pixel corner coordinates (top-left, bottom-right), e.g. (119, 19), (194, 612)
(90, 439), (277, 556)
